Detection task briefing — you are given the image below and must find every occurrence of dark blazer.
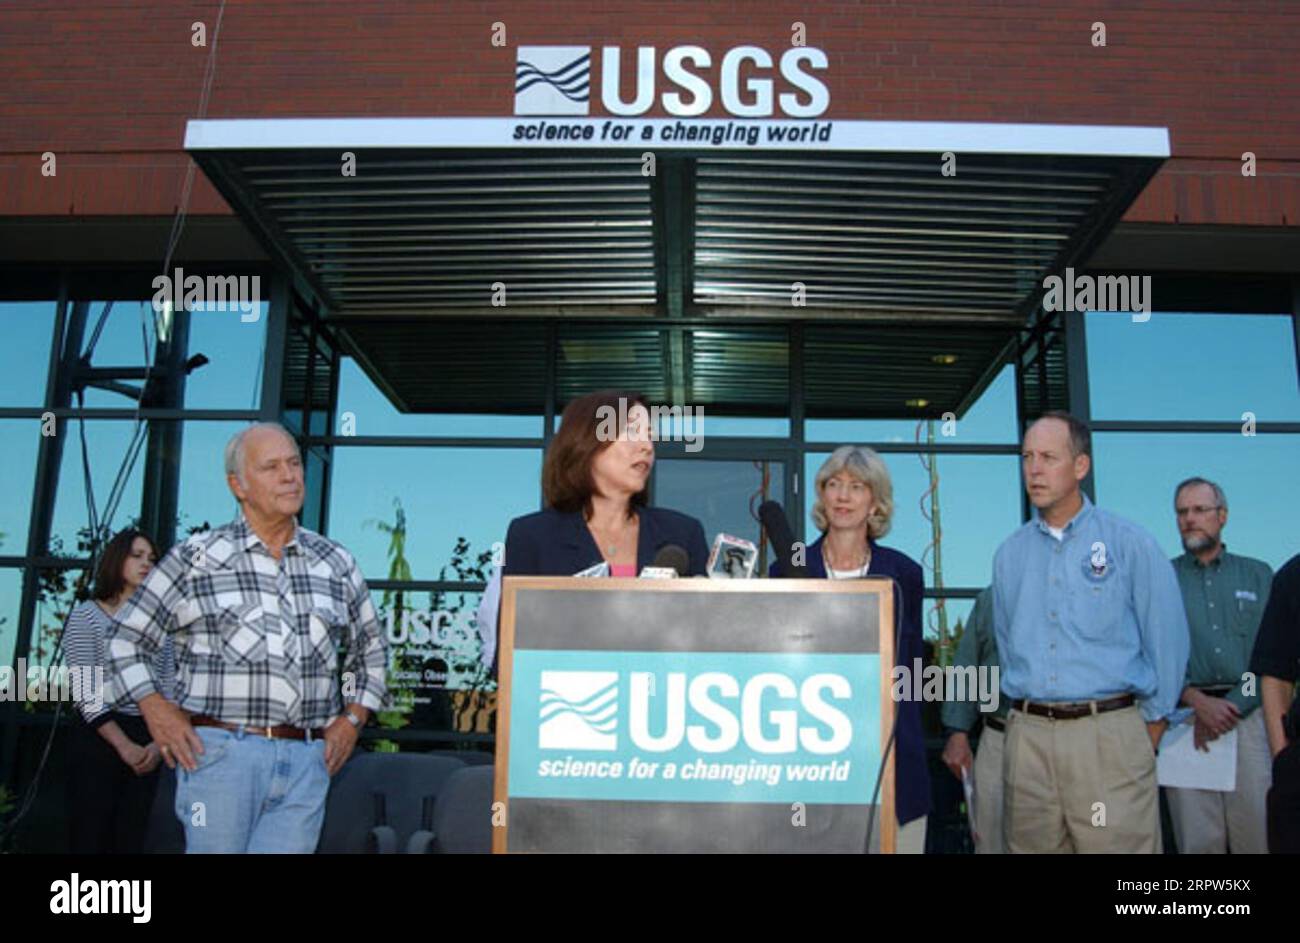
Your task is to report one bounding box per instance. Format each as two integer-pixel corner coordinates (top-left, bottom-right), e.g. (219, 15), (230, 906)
(770, 533), (933, 828)
(503, 505), (710, 580)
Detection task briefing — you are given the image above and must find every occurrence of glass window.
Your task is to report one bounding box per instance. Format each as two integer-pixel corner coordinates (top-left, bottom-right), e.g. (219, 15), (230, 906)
(654, 458), (785, 569)
(328, 447), (541, 579)
(182, 300), (269, 409)
(0, 567), (23, 665)
(0, 420), (41, 553)
(804, 450), (1021, 589)
(1094, 432), (1300, 571)
(176, 421), (249, 535)
(1087, 312), (1300, 421)
(659, 414), (789, 439)
(928, 596), (976, 652)
(0, 302), (56, 407)
(30, 564), (90, 668)
(49, 420), (146, 556)
(74, 302), (153, 409)
(336, 360), (541, 438)
(807, 364), (1018, 444)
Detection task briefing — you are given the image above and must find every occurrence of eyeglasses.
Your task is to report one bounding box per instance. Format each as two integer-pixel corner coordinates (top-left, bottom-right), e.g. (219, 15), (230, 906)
(1175, 505), (1221, 517)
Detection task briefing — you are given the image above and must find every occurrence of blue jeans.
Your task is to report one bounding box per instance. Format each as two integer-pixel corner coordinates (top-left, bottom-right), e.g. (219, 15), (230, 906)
(174, 726), (329, 853)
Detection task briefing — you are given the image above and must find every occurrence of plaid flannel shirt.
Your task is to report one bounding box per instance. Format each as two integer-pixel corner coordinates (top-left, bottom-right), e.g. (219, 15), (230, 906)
(106, 516), (388, 729)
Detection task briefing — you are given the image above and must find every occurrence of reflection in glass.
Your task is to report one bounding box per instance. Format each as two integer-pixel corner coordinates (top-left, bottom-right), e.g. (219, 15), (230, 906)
(73, 302), (154, 409)
(807, 365), (1018, 444)
(49, 421), (146, 556)
(0, 302), (56, 407)
(0, 420), (41, 553)
(181, 301), (269, 410)
(1087, 312), (1300, 421)
(1094, 432), (1300, 571)
(0, 567), (23, 665)
(329, 447), (540, 580)
(659, 414), (790, 439)
(653, 459), (784, 573)
(804, 450), (1020, 590)
(336, 360), (541, 438)
(30, 564), (91, 670)
(177, 421), (249, 536)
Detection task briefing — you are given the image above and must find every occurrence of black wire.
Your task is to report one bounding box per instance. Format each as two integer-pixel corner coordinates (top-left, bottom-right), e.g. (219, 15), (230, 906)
(863, 578), (906, 854)
(82, 300), (114, 360)
(2, 0), (229, 840)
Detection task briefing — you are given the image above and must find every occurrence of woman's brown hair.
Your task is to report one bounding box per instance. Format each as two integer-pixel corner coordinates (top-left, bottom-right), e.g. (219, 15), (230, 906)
(543, 389), (651, 516)
(92, 529), (158, 602)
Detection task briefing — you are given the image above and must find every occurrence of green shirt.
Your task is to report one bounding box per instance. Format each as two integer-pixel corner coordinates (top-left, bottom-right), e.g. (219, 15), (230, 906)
(940, 586), (1007, 730)
(1172, 547), (1273, 716)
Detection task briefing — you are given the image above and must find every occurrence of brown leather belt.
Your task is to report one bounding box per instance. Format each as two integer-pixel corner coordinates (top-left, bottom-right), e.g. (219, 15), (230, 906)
(1011, 693), (1135, 720)
(191, 714), (325, 741)
(985, 716), (1006, 733)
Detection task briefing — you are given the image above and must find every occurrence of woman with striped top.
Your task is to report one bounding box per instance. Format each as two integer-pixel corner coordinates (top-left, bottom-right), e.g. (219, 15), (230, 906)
(63, 528), (176, 853)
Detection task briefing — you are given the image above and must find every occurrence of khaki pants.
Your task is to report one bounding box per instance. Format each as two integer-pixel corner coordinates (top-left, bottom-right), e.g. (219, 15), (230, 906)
(1166, 708), (1271, 854)
(974, 725), (1005, 854)
(896, 814), (927, 854)
(1003, 704), (1160, 853)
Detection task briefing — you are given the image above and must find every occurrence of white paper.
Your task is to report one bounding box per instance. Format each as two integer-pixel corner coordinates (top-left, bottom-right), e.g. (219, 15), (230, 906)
(961, 766), (978, 842)
(1157, 722), (1238, 791)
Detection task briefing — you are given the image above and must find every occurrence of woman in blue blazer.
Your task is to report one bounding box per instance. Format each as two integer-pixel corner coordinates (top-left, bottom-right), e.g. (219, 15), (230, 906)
(503, 389), (709, 581)
(770, 445), (932, 853)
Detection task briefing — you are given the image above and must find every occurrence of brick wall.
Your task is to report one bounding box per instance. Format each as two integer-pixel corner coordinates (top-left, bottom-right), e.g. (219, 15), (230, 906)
(1, 0), (1297, 224)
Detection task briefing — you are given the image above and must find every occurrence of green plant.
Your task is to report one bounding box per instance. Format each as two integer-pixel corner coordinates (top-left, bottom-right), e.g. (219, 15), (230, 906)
(369, 499), (415, 751)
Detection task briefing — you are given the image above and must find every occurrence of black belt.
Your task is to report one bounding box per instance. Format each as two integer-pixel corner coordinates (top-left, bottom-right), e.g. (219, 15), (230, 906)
(1010, 693), (1136, 720)
(1194, 684), (1233, 697)
(985, 716), (1006, 733)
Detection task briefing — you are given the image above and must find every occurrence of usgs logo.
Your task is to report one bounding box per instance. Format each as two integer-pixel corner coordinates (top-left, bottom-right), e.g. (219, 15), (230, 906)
(515, 45), (829, 118)
(538, 669), (852, 754)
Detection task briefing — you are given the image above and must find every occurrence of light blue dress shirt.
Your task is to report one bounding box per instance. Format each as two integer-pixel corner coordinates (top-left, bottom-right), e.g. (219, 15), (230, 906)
(992, 494), (1189, 722)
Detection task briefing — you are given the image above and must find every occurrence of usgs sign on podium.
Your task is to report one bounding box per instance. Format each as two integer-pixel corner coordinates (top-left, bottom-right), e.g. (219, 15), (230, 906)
(494, 578), (897, 853)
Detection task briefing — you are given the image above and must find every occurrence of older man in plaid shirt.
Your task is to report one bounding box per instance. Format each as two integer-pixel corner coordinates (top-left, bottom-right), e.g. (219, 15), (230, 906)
(106, 422), (387, 853)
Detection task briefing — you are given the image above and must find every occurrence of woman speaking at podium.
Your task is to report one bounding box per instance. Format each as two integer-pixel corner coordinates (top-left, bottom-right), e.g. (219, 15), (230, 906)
(770, 445), (932, 854)
(502, 389), (709, 580)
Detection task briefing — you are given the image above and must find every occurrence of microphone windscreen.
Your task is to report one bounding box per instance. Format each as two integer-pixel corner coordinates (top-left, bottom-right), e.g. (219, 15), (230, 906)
(759, 500), (809, 577)
(650, 543), (690, 577)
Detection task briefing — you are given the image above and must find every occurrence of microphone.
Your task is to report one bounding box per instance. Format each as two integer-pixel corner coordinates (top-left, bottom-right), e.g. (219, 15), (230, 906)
(759, 500), (809, 577)
(640, 544), (688, 579)
(707, 533), (758, 580)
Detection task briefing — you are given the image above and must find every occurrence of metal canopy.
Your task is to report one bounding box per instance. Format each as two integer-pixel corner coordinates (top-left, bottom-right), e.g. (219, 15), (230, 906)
(188, 123), (1164, 419)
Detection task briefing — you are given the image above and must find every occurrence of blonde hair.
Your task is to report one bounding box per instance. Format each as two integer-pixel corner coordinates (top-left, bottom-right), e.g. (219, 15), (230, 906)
(811, 445), (894, 539)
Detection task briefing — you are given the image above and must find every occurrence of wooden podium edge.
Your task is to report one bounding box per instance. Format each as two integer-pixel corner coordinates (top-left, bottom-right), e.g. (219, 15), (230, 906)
(491, 576), (898, 854)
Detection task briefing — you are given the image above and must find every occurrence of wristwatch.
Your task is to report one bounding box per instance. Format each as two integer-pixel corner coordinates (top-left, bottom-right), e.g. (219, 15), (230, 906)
(343, 710), (363, 729)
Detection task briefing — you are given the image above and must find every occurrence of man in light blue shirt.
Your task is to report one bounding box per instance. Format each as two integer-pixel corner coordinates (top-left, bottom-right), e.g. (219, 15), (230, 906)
(993, 411), (1189, 853)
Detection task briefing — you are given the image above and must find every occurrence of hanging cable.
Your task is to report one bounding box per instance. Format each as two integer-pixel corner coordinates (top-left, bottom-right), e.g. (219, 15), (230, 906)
(2, 0), (230, 845)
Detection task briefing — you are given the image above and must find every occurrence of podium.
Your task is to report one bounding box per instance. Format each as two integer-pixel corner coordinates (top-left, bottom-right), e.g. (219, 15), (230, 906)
(494, 577), (897, 853)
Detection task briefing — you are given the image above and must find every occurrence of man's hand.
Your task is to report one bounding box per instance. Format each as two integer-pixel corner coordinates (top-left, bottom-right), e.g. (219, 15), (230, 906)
(1192, 717), (1221, 752)
(1146, 719), (1168, 753)
(139, 694), (204, 771)
(1189, 690), (1240, 737)
(322, 714), (360, 776)
(942, 731), (973, 780)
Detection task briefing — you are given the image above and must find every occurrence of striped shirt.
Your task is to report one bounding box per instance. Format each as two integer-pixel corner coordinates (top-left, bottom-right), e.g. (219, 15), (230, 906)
(63, 599), (177, 726)
(105, 515), (388, 729)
